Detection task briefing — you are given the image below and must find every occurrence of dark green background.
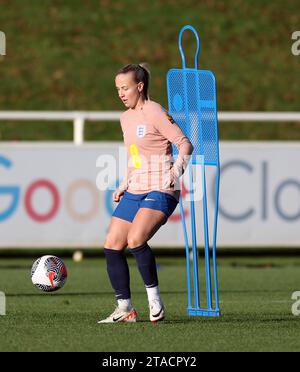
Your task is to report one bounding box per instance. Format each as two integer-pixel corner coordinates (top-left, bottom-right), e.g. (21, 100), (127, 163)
(0, 0), (299, 141)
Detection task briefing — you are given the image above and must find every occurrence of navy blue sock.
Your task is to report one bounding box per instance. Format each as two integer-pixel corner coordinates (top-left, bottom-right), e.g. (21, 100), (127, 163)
(104, 248), (131, 300)
(128, 243), (158, 288)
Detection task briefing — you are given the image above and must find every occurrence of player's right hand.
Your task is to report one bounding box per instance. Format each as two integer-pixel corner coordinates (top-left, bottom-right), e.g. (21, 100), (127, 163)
(113, 189), (124, 202)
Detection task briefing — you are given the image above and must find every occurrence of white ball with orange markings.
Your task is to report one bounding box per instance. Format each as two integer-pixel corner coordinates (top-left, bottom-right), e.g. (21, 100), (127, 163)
(31, 255), (68, 292)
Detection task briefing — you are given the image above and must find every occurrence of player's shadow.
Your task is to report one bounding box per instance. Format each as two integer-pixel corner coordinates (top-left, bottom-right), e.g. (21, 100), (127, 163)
(136, 319), (187, 324)
(7, 291), (179, 297)
(6, 292), (118, 297)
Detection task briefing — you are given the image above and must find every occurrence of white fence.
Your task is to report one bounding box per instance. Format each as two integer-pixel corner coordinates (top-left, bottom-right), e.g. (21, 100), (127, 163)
(1, 111), (300, 144)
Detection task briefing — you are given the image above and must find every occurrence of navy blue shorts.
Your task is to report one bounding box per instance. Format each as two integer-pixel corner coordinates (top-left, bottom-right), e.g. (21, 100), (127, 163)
(112, 191), (179, 224)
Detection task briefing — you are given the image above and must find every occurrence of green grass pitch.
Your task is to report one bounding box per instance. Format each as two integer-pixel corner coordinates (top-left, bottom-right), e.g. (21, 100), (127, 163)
(0, 255), (300, 352)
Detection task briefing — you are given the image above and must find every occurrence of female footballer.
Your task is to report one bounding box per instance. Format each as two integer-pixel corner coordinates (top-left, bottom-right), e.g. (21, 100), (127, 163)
(98, 63), (193, 323)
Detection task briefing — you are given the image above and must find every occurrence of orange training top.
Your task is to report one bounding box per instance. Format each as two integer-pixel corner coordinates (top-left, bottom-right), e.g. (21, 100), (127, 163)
(120, 99), (193, 200)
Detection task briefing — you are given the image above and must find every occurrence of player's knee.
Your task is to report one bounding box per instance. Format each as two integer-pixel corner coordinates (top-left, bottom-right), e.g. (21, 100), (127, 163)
(127, 233), (145, 248)
(104, 233), (126, 250)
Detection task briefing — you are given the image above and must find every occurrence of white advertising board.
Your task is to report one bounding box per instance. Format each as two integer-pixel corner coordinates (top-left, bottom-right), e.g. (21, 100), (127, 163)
(0, 142), (299, 248)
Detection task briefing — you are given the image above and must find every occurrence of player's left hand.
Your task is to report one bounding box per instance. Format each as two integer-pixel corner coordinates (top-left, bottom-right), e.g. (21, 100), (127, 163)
(162, 168), (177, 189)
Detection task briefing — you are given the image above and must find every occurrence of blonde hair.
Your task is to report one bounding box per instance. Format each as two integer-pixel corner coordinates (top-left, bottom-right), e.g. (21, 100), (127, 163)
(116, 63), (150, 100)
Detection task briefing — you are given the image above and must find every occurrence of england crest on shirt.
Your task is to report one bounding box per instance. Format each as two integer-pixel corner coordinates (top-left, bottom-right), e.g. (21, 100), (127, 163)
(136, 125), (147, 138)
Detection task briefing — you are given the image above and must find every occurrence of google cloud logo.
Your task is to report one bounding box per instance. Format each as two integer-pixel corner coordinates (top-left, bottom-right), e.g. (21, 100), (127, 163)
(0, 155), (20, 222)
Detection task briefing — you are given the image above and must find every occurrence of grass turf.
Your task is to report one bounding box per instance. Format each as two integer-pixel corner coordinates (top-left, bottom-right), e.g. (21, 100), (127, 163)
(0, 255), (300, 352)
